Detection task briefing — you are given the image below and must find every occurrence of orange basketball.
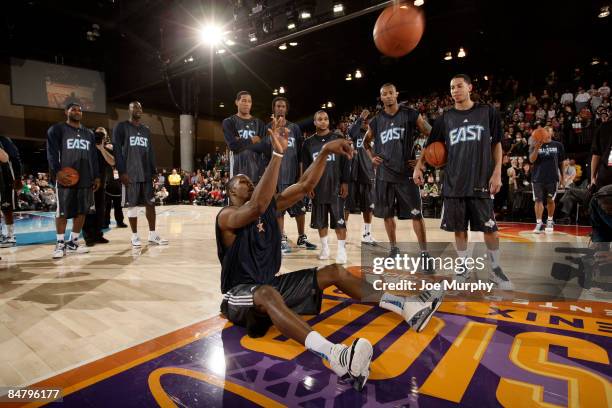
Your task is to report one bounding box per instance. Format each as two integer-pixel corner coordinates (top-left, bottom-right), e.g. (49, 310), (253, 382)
(532, 127), (549, 143)
(373, 3), (425, 58)
(57, 167), (80, 187)
(424, 142), (447, 168)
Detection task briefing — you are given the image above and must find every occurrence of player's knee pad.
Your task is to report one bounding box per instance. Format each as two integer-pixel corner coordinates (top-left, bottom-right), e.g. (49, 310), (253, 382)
(127, 207), (139, 218)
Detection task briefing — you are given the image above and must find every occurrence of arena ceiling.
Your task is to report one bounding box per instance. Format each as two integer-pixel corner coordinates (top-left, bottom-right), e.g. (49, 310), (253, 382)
(1, 0), (610, 122)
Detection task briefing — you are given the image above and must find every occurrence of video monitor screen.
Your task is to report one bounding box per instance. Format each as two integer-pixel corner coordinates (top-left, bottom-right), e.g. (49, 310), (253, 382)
(10, 58), (106, 113)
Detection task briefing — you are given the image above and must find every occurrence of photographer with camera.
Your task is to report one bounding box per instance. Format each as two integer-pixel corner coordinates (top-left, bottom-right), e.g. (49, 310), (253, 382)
(83, 127), (115, 246)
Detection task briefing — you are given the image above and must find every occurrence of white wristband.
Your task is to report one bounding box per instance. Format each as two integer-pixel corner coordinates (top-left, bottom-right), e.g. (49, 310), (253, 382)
(272, 151), (284, 158)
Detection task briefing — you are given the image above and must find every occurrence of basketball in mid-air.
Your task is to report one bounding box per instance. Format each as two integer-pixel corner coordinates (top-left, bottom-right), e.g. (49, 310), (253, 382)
(532, 127), (549, 143)
(373, 3), (425, 57)
(424, 142), (447, 168)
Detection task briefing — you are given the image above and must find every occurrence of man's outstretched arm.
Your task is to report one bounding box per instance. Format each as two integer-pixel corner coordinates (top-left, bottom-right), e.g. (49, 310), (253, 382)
(219, 118), (288, 230)
(276, 139), (353, 212)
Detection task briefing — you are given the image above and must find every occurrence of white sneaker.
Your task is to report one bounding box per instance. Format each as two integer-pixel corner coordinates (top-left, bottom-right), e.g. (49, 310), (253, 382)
(53, 241), (65, 259)
(361, 233), (377, 245)
(148, 233), (168, 245)
(335, 250), (347, 264)
(329, 338), (373, 391)
(489, 266), (514, 291)
(318, 247), (330, 260)
(545, 221), (554, 234)
(402, 289), (445, 333)
(65, 240), (90, 254)
(533, 223), (544, 234)
(131, 236), (142, 247)
(0, 236), (16, 248)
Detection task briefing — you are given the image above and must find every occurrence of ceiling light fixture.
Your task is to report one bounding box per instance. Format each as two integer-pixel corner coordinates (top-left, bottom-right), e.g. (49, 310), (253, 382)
(289, 41), (298, 46)
(279, 86), (286, 94)
(355, 69), (363, 79)
(199, 23), (224, 46)
(414, 0), (424, 6)
(458, 47), (466, 58)
(278, 43), (288, 50)
(333, 3), (344, 15)
(345, 74), (352, 81)
(444, 51), (452, 61)
(599, 6), (610, 18)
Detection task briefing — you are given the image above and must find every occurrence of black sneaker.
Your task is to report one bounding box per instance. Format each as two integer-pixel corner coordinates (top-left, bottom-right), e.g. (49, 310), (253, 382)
(297, 234), (317, 250)
(96, 237), (109, 244)
(421, 251), (435, 274)
(65, 240), (90, 254)
(116, 223), (128, 228)
(388, 246), (400, 259)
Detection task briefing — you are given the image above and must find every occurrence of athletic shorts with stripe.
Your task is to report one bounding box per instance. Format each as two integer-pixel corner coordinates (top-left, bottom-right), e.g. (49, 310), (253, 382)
(346, 181), (374, 213)
(310, 197), (346, 229)
(373, 179), (423, 220)
(122, 182), (155, 207)
(56, 185), (94, 219)
(220, 267), (322, 338)
(532, 182), (558, 202)
(0, 186), (16, 212)
(441, 197), (498, 233)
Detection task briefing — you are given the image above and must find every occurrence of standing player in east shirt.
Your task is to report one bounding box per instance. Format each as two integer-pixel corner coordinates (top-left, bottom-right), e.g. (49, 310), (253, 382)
(346, 109), (377, 245)
(47, 103), (100, 258)
(364, 83), (432, 267)
(223, 91), (267, 184)
(267, 97), (317, 254)
(113, 101), (168, 247)
(414, 74), (513, 289)
(302, 111), (351, 263)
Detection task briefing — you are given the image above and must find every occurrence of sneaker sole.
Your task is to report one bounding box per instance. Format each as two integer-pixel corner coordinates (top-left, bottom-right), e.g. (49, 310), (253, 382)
(348, 338), (373, 392)
(415, 294), (444, 333)
(52, 253), (64, 259)
(297, 245), (317, 250)
(148, 241), (168, 246)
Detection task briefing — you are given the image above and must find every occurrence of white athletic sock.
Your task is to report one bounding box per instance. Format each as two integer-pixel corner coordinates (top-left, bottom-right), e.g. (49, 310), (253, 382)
(148, 230), (157, 238)
(379, 293), (405, 316)
(305, 331), (334, 361)
(7, 224), (14, 238)
(363, 223), (371, 234)
(1, 218), (6, 235)
(57, 234), (65, 242)
(321, 235), (329, 249)
(70, 232), (79, 242)
(547, 216), (554, 222)
(338, 240), (346, 250)
(132, 233), (139, 240)
(487, 249), (501, 269)
(536, 219), (543, 225)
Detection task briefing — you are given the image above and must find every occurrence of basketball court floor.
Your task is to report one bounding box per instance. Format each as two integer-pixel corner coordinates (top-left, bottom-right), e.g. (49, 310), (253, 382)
(0, 206), (609, 407)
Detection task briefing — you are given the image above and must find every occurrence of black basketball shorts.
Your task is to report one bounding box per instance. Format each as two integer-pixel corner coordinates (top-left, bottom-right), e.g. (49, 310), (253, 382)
(220, 267), (323, 338)
(441, 197), (498, 233)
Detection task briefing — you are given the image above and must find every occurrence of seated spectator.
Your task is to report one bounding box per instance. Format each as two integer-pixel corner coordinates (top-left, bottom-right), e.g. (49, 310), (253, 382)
(562, 158), (577, 188)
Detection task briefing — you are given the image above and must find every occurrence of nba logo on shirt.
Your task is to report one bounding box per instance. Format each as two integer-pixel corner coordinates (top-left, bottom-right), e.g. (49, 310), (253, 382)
(67, 138), (91, 150)
(380, 128), (404, 144)
(129, 136), (148, 147)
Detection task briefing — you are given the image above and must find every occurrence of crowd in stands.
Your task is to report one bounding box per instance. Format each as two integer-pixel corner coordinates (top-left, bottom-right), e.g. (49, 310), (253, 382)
(153, 150), (230, 206)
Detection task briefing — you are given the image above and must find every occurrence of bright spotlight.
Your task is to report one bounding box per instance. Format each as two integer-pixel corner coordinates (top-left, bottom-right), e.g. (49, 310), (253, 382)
(199, 24), (224, 46)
